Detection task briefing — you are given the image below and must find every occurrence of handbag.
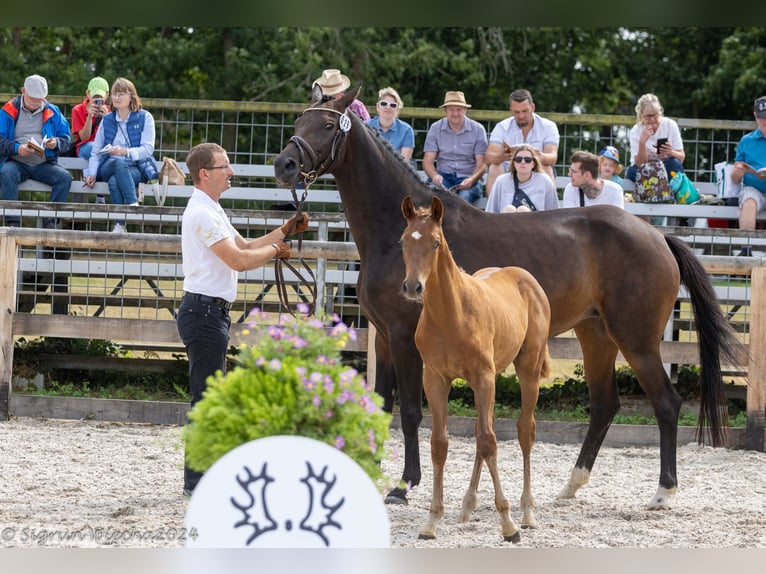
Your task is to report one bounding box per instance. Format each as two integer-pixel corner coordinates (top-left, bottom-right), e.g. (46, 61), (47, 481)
(139, 157), (159, 182)
(634, 159), (673, 203)
(669, 171), (700, 204)
(511, 173), (537, 211)
(714, 161), (741, 199)
(159, 156), (186, 185)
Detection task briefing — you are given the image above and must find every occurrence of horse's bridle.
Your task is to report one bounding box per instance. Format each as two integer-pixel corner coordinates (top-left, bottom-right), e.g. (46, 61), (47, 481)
(287, 107), (350, 186)
(275, 107), (350, 317)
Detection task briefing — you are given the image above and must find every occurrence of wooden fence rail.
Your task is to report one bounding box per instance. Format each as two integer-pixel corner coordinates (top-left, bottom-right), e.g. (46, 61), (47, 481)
(0, 227), (764, 450)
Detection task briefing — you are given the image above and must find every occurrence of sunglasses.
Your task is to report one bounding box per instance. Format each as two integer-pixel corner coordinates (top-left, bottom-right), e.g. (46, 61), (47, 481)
(378, 100), (398, 109)
(513, 156), (534, 164)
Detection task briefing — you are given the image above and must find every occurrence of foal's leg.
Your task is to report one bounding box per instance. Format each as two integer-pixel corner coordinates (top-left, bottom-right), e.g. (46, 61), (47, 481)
(419, 368), (451, 540)
(468, 371), (520, 543)
(514, 355), (542, 529)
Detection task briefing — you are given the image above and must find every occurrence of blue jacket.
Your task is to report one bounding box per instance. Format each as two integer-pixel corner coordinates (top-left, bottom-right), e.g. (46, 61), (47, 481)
(0, 96), (71, 166)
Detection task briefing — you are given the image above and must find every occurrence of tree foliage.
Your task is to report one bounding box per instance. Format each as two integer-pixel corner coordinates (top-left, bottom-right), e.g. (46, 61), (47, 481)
(1, 27), (764, 120)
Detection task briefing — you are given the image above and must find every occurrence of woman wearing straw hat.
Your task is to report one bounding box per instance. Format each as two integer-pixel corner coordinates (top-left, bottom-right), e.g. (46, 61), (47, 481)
(313, 68), (370, 121)
(422, 90), (488, 205)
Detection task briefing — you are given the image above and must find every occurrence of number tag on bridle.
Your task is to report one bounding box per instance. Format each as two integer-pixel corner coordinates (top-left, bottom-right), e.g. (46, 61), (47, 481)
(339, 112), (352, 133)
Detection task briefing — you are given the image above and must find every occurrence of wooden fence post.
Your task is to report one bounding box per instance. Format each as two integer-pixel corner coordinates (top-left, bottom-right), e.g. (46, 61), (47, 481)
(747, 265), (766, 451)
(0, 233), (19, 420)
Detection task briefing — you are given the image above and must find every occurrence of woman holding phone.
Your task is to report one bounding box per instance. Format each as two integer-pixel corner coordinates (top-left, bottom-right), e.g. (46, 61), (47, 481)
(69, 76), (110, 159)
(625, 93), (685, 184)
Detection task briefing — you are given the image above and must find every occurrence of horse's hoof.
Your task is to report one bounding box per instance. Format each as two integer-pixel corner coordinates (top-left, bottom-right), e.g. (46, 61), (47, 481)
(385, 487), (409, 505)
(521, 523), (538, 530)
(418, 533), (436, 540)
(504, 531), (522, 544)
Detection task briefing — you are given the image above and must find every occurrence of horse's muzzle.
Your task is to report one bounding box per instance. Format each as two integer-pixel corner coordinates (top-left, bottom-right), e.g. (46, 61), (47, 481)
(273, 153), (299, 186)
(401, 279), (423, 302)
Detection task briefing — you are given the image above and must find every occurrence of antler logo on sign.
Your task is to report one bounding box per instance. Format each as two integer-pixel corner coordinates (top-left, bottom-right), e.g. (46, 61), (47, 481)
(185, 436), (389, 548)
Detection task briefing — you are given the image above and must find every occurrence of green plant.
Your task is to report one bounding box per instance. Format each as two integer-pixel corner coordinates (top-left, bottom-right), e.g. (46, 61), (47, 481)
(184, 305), (392, 482)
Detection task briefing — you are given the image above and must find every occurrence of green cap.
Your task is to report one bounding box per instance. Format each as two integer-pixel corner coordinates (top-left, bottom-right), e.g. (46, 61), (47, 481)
(87, 76), (110, 98)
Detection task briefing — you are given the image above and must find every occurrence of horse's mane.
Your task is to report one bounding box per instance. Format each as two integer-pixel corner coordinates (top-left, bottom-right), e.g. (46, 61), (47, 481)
(354, 114), (466, 211)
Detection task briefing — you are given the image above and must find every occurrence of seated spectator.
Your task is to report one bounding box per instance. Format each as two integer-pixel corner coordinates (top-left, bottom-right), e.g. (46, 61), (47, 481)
(84, 77), (156, 233)
(422, 90), (488, 205)
(70, 76), (110, 160)
(625, 93), (685, 183)
(598, 145), (624, 187)
(485, 144), (558, 213)
(366, 86), (415, 165)
(731, 95), (766, 244)
(484, 88), (560, 194)
(562, 150), (624, 208)
(0, 74), (72, 228)
(313, 68), (370, 121)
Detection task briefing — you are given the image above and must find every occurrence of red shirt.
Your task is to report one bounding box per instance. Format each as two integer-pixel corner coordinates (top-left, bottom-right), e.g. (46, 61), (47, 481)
(71, 98), (110, 154)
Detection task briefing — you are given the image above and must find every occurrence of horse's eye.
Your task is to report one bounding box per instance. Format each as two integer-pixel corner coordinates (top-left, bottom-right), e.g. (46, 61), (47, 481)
(433, 240), (440, 249)
(325, 122), (335, 130)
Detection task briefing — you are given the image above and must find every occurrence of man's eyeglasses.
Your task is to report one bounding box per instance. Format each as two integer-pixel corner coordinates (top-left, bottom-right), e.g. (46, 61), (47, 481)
(204, 164), (231, 171)
(513, 156), (534, 164)
(378, 101), (398, 109)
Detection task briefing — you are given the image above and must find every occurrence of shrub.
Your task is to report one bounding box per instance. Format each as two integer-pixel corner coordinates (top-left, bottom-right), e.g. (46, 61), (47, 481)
(184, 305), (391, 482)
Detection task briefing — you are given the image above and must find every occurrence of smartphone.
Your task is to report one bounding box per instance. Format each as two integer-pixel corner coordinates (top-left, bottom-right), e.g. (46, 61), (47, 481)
(93, 98), (104, 107)
(655, 137), (668, 153)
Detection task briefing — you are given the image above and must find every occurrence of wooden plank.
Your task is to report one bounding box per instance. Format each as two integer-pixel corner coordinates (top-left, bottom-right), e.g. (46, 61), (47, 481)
(747, 266), (766, 451)
(0, 236), (18, 420)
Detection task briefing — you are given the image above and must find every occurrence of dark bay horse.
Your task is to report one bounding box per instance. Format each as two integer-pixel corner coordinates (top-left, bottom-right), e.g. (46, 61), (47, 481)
(401, 195), (551, 542)
(273, 85), (743, 509)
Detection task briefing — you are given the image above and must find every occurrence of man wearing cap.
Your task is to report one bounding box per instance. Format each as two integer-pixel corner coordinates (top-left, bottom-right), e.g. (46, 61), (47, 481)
(484, 89), (560, 194)
(0, 74), (72, 227)
(422, 90), (488, 205)
(313, 68), (370, 121)
(731, 96), (766, 236)
(70, 76), (110, 159)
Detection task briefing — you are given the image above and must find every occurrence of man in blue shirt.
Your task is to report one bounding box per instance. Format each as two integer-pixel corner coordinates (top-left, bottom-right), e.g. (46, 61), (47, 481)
(422, 91), (488, 205)
(0, 74), (72, 227)
(732, 95), (766, 233)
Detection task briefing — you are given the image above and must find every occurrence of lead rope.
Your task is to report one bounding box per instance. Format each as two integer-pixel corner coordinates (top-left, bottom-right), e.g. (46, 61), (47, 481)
(274, 180), (317, 317)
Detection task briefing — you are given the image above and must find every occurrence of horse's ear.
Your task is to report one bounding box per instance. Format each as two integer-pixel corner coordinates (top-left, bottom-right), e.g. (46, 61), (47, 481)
(339, 84), (362, 110)
(311, 83), (324, 105)
(401, 195), (415, 220)
(431, 196), (443, 223)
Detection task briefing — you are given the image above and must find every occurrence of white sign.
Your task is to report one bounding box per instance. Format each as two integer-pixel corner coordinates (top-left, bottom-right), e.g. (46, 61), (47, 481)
(185, 435), (390, 548)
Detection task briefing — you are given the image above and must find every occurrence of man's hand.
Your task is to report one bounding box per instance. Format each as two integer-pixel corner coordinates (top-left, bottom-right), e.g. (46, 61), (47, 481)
(281, 213), (310, 236)
(272, 241), (291, 259)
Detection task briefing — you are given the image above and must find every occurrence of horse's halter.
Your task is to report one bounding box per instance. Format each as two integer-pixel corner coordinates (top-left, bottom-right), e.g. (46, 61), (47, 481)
(274, 107), (350, 317)
(288, 106), (351, 186)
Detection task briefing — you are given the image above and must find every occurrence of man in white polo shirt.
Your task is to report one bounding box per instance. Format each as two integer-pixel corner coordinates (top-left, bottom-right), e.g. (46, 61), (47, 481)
(176, 142), (308, 497)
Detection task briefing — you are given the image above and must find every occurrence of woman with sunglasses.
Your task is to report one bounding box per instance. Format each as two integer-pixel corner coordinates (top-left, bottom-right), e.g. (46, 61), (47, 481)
(367, 87), (415, 165)
(485, 144), (559, 213)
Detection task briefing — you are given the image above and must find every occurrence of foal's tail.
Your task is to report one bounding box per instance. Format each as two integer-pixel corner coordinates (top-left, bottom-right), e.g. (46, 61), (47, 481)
(665, 235), (746, 446)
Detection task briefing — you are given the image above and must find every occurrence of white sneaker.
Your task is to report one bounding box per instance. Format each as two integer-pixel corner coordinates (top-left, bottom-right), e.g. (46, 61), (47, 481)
(128, 202), (140, 206)
(112, 223), (127, 233)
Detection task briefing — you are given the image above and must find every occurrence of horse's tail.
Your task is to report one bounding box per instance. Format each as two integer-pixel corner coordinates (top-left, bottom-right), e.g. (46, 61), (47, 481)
(665, 234), (746, 446)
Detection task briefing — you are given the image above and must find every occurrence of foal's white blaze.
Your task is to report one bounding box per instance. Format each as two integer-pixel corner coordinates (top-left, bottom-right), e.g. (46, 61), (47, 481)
(411, 230), (422, 240)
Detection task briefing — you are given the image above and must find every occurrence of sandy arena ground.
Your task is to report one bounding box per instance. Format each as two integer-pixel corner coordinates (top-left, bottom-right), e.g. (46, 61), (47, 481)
(1, 417), (764, 548)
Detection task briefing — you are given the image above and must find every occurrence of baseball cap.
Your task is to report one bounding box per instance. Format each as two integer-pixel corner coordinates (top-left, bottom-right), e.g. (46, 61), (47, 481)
(754, 96), (766, 119)
(24, 74), (48, 99)
(87, 76), (110, 98)
(598, 145), (621, 163)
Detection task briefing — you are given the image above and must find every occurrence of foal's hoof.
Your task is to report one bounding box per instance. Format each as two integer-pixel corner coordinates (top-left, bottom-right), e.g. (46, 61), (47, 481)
(504, 531), (522, 544)
(384, 487), (409, 505)
(418, 533), (436, 540)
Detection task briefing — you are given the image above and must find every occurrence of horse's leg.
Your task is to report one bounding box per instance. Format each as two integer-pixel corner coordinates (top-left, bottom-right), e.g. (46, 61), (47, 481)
(383, 331), (423, 505)
(618, 348), (681, 509)
(469, 371), (519, 543)
(419, 367), (451, 540)
(372, 332), (397, 413)
(457, 444), (483, 523)
(514, 354), (542, 529)
(558, 319), (620, 500)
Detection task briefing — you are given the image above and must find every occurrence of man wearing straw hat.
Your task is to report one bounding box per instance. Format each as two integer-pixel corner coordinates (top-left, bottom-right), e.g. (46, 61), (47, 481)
(313, 68), (370, 121)
(422, 90), (488, 205)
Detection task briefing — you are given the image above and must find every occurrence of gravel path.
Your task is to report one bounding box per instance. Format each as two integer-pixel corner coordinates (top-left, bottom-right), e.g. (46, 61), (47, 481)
(1, 418), (764, 548)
